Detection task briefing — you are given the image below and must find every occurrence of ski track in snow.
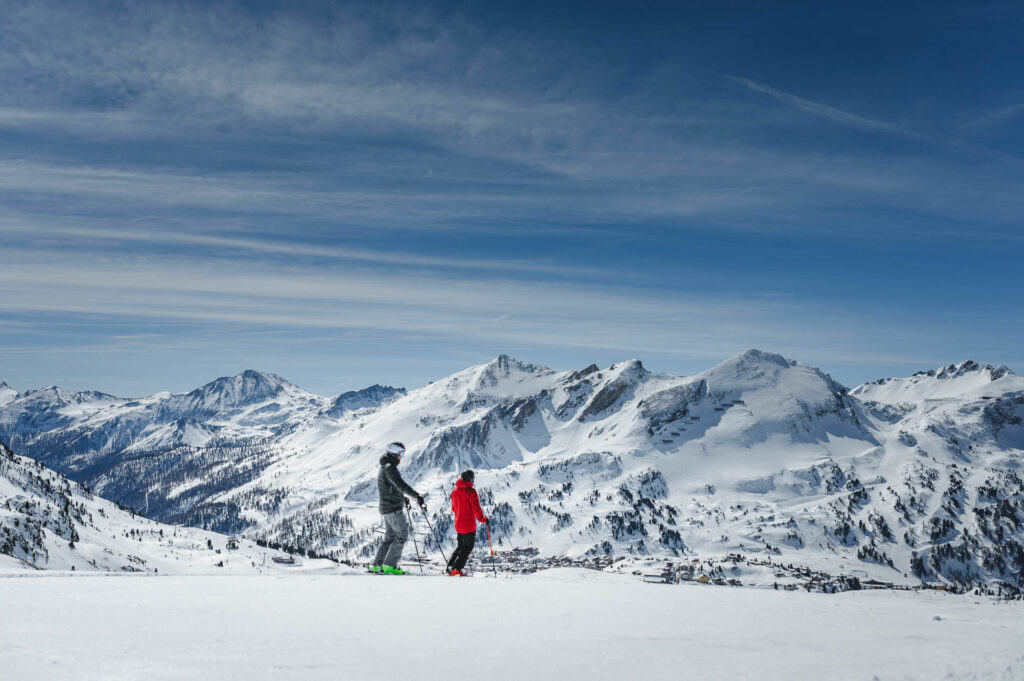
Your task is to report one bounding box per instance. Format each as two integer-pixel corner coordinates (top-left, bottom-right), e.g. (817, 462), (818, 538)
(1, 569), (1022, 681)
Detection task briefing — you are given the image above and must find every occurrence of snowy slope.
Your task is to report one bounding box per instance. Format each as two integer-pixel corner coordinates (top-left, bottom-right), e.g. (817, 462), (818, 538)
(853, 360), (1024, 455)
(2, 570), (1023, 681)
(0, 440), (321, 574)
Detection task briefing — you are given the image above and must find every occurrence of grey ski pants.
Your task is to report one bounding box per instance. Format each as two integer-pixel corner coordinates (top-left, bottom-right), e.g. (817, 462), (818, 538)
(373, 509), (409, 568)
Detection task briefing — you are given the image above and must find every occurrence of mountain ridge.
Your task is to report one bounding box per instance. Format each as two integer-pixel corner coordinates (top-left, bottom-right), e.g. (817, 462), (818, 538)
(2, 350), (1022, 592)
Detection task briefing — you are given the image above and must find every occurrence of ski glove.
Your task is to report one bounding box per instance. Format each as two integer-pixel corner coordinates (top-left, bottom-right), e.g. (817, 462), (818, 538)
(416, 494), (425, 506)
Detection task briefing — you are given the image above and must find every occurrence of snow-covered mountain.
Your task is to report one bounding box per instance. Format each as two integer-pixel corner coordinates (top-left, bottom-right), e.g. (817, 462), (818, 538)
(0, 370), (409, 536)
(0, 440), (311, 573)
(0, 370), (326, 463)
(0, 381), (16, 408)
(3, 352), (1023, 591)
(240, 351), (1023, 592)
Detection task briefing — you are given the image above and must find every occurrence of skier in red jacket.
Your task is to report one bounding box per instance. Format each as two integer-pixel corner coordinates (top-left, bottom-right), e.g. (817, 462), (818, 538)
(448, 470), (488, 576)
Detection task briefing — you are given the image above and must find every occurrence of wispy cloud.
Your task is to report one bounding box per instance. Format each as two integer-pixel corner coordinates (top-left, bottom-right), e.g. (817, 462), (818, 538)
(725, 74), (1024, 172)
(0, 223), (603, 277)
(725, 75), (927, 140)
(0, 249), (873, 360)
(960, 103), (1024, 131)
(0, 2), (606, 177)
(2, 3), (1021, 236)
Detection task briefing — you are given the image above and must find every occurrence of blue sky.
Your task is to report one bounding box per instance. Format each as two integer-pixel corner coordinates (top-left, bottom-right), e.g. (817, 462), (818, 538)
(1, 0), (1022, 396)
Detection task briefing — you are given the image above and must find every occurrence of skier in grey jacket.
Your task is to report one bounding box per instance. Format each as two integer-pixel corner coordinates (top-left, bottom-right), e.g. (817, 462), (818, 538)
(370, 441), (424, 575)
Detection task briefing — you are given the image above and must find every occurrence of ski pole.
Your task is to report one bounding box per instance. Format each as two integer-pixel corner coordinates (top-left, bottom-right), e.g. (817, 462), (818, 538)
(419, 500), (450, 568)
(485, 520), (498, 578)
(405, 498), (424, 574)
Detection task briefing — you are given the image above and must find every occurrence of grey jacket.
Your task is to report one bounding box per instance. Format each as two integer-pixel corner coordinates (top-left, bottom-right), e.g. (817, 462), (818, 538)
(377, 453), (421, 514)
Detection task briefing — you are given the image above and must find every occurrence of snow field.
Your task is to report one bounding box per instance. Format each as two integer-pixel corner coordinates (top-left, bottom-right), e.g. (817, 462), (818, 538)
(1, 569), (1022, 681)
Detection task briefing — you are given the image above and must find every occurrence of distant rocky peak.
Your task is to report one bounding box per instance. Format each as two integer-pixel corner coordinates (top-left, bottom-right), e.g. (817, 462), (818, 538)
(567, 363), (600, 381)
(990, 365), (1016, 380)
(574, 361), (650, 422)
(17, 385), (116, 406)
(703, 349), (796, 384)
(939, 361), (1014, 381)
(731, 348), (794, 369)
(239, 369), (287, 386)
(609, 358), (647, 377)
(471, 355), (553, 389)
(235, 369), (285, 388)
(324, 385), (406, 418)
(912, 360), (1016, 382)
(698, 349), (847, 401)
(486, 354), (550, 375)
(189, 369), (290, 407)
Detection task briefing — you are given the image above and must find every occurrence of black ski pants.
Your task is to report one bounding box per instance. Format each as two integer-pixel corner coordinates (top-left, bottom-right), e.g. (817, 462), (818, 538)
(448, 531), (476, 572)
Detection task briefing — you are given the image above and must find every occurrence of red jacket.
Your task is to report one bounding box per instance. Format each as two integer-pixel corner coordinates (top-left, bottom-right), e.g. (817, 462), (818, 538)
(451, 478), (487, 534)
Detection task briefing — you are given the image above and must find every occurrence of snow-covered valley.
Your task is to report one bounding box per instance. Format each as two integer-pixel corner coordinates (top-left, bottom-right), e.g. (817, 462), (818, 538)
(2, 569), (1022, 681)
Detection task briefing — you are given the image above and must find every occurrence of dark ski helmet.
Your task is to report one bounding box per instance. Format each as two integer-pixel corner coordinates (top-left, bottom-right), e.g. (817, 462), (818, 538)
(461, 469), (475, 482)
(385, 441), (406, 457)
